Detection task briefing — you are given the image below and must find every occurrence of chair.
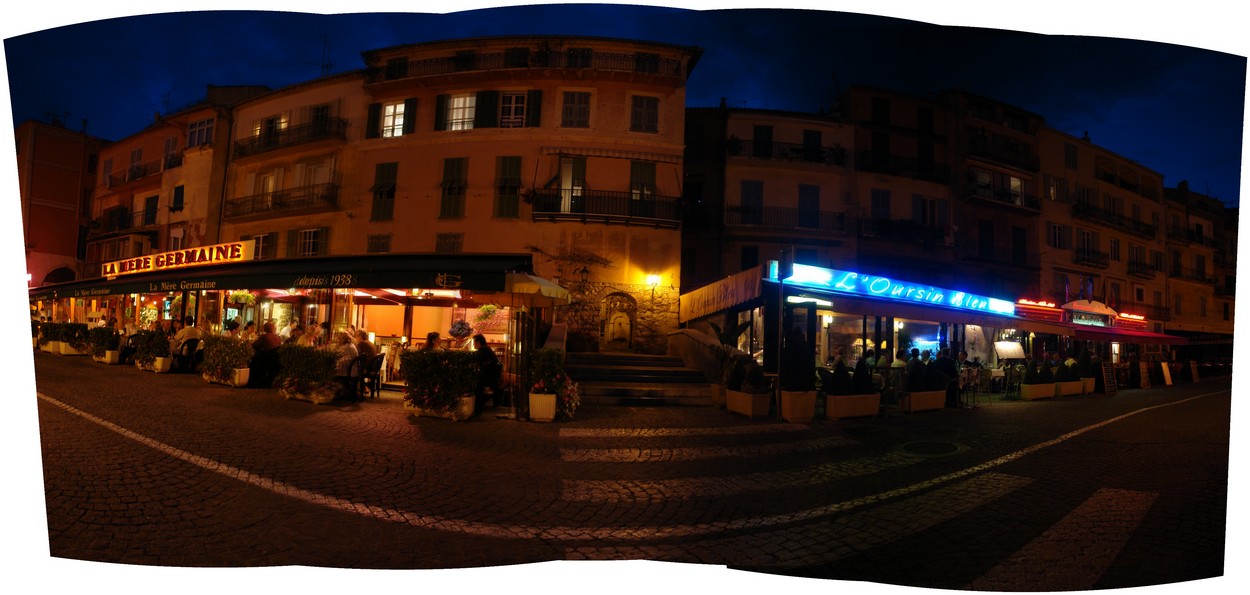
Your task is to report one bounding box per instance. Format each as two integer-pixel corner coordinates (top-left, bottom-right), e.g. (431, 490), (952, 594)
(344, 354), (369, 401)
(358, 354), (384, 399)
(978, 368), (994, 405)
(175, 338), (200, 372)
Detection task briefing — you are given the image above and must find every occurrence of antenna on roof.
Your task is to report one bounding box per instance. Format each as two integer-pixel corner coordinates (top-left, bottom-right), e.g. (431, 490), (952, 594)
(319, 35), (334, 76)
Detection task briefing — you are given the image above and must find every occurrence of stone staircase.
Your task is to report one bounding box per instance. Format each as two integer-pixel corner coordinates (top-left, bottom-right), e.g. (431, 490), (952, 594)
(564, 352), (713, 406)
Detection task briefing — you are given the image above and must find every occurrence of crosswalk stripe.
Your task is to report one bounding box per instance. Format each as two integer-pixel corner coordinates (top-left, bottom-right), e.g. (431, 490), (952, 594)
(562, 451), (922, 501)
(560, 435), (858, 463)
(966, 488), (1157, 591)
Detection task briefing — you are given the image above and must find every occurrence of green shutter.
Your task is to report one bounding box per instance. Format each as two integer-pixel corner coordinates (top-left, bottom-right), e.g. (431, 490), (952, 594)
(265, 232), (278, 259)
(525, 90), (542, 127)
(475, 90), (499, 128)
(317, 227), (329, 255)
(366, 103), (381, 139)
(434, 94), (449, 131)
(286, 230), (298, 257)
(402, 98), (418, 134)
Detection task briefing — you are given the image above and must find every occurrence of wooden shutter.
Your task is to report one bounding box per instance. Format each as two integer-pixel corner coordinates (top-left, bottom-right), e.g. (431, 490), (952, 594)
(402, 98), (418, 134)
(434, 94), (449, 131)
(366, 103), (381, 139)
(475, 91), (499, 128)
(317, 227), (329, 255)
(525, 90), (542, 127)
(286, 230), (298, 257)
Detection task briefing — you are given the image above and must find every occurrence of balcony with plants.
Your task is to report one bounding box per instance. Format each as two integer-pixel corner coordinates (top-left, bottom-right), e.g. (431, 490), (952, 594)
(527, 187), (681, 228)
(224, 182), (340, 221)
(233, 118), (349, 159)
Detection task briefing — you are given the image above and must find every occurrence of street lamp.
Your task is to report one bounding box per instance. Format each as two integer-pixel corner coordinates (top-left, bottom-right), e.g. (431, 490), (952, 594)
(578, 265), (590, 288)
(646, 274), (660, 300)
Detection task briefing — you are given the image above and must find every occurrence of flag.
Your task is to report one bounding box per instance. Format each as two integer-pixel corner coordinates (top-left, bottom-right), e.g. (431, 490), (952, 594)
(1064, 276), (1071, 303)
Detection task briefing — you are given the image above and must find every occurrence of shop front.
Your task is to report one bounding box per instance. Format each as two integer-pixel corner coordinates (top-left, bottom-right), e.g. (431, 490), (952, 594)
(30, 241), (569, 384)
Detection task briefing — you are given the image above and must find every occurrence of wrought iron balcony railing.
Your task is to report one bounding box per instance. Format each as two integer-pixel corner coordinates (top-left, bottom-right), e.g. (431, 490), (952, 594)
(107, 159), (163, 188)
(955, 241), (1039, 268)
(855, 151), (951, 183)
(858, 219), (951, 247)
(1072, 201), (1157, 238)
(367, 48), (685, 83)
(528, 188), (681, 228)
(1127, 260), (1156, 279)
(724, 205), (848, 233)
(966, 135), (1040, 171)
(963, 183), (1041, 211)
(1073, 247), (1110, 268)
(233, 118), (349, 158)
(224, 183), (340, 219)
(726, 139), (848, 167)
(89, 208), (161, 237)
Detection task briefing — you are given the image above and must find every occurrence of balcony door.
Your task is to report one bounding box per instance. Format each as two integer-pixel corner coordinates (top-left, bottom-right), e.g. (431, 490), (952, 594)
(559, 157), (585, 213)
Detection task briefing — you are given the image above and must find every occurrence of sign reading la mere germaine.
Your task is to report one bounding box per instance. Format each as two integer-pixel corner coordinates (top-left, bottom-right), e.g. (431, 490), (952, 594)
(102, 240), (256, 278)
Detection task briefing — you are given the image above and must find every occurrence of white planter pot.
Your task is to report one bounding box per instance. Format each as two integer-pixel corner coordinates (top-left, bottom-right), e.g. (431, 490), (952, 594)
(95, 350), (120, 365)
(710, 383), (727, 408)
(406, 395), (476, 421)
(1055, 380), (1083, 397)
(779, 390), (817, 423)
(902, 390), (946, 413)
(726, 389), (770, 419)
(1081, 377), (1096, 394)
(60, 342), (89, 356)
(529, 392), (557, 422)
(152, 357), (173, 374)
(41, 341), (60, 354)
(205, 368), (250, 388)
(1020, 383), (1055, 400)
(826, 393), (881, 420)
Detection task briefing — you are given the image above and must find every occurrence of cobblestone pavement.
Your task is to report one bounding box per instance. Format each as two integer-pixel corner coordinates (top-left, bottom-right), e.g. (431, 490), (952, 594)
(25, 351), (1235, 592)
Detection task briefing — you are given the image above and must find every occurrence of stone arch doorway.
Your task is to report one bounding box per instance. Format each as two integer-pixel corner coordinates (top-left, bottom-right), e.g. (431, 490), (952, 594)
(600, 292), (638, 352)
(43, 266), (76, 284)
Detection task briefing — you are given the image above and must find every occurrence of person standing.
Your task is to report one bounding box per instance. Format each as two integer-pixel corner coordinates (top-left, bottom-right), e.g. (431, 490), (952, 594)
(248, 322), (283, 388)
(471, 334), (500, 417)
(934, 348), (960, 408)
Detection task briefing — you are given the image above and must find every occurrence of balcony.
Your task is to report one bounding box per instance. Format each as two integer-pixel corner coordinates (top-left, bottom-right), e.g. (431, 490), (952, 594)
(1073, 247), (1110, 268)
(1122, 303), (1170, 321)
(1127, 260), (1156, 279)
(855, 151), (950, 183)
(224, 183), (340, 220)
(366, 49), (685, 84)
(966, 135), (1040, 172)
(107, 159), (164, 189)
(963, 183), (1041, 211)
(724, 206), (848, 233)
(859, 219), (951, 248)
(955, 242), (1039, 269)
(233, 118), (349, 159)
(727, 139), (847, 167)
(528, 189), (681, 228)
(1171, 266), (1216, 285)
(1071, 202), (1157, 239)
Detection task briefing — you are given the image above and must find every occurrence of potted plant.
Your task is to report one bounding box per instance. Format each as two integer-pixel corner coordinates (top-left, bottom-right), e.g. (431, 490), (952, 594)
(725, 354), (772, 419)
(59, 322), (90, 356)
(401, 348), (477, 419)
(1020, 359), (1055, 400)
(448, 319), (474, 349)
(89, 327), (121, 364)
(707, 319), (752, 408)
(134, 330), (173, 373)
(526, 348), (571, 422)
(275, 343), (340, 404)
(825, 358), (881, 420)
(901, 361), (948, 413)
(1054, 357), (1083, 397)
(778, 328), (817, 423)
(39, 322), (62, 353)
(201, 335), (254, 387)
(228, 290), (257, 305)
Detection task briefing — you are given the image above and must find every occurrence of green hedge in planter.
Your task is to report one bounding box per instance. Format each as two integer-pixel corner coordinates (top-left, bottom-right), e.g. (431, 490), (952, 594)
(88, 327), (121, 357)
(201, 335), (254, 382)
(134, 330), (171, 365)
(62, 323), (90, 352)
(39, 322), (64, 345)
(275, 343), (337, 395)
(401, 349), (477, 412)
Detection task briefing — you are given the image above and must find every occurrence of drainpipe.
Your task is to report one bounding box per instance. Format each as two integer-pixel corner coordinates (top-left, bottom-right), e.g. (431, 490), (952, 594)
(214, 106), (235, 245)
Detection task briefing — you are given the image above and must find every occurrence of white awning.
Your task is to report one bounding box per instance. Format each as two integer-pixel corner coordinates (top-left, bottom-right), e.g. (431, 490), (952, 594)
(503, 273), (570, 307)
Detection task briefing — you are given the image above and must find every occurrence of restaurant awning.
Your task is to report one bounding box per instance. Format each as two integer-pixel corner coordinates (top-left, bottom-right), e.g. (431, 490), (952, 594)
(499, 273), (570, 307)
(1070, 325), (1189, 345)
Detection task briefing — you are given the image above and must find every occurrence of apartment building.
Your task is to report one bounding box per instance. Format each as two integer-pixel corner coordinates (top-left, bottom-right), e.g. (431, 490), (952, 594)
(1163, 180), (1236, 358)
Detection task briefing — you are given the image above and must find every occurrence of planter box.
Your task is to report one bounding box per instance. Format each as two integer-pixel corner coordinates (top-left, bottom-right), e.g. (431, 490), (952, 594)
(726, 389), (771, 419)
(1055, 380), (1083, 397)
(59, 342), (89, 356)
(901, 390), (945, 413)
(1020, 383), (1055, 400)
(405, 396), (475, 421)
(826, 393), (881, 420)
(152, 357), (173, 374)
(1081, 377), (1096, 394)
(41, 341), (60, 354)
(529, 393), (557, 422)
(283, 384), (339, 405)
(779, 390), (817, 423)
(204, 368), (250, 388)
(93, 350), (120, 365)
(710, 383), (727, 408)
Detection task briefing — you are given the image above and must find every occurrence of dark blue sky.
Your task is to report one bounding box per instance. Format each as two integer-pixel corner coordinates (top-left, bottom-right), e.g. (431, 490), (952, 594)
(3, 2), (1246, 207)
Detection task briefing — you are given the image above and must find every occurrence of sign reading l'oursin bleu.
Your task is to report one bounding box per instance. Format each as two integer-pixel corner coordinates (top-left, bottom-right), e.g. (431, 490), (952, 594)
(102, 240), (255, 278)
(782, 263), (1016, 316)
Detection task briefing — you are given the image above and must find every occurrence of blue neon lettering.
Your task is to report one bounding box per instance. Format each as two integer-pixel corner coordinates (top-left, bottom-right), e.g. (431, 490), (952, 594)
(834, 272), (858, 291)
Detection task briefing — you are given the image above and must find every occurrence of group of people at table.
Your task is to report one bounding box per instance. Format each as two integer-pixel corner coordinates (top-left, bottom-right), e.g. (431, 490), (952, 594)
(828, 347), (991, 409)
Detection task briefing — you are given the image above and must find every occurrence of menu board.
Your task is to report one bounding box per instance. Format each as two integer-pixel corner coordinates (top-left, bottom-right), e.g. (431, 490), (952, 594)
(1138, 362), (1151, 389)
(1100, 361), (1118, 395)
(1189, 361), (1200, 382)
(1160, 362), (1173, 386)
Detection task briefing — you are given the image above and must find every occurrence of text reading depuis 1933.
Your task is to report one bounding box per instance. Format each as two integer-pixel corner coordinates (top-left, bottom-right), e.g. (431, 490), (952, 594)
(293, 274), (355, 287)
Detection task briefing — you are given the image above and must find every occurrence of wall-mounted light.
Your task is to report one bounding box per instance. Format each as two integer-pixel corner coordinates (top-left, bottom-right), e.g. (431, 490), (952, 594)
(578, 266), (590, 288)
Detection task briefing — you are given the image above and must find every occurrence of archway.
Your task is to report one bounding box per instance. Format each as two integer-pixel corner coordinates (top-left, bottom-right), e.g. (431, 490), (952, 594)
(600, 292), (638, 352)
(42, 266), (76, 284)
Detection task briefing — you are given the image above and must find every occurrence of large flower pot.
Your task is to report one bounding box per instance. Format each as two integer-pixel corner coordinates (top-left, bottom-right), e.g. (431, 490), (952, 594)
(405, 396), (476, 421)
(1020, 383), (1055, 400)
(41, 341), (60, 354)
(529, 393), (557, 422)
(102, 350), (121, 364)
(901, 390), (945, 413)
(1081, 378), (1096, 394)
(205, 368), (250, 388)
(710, 383), (727, 408)
(1055, 380), (1083, 397)
(151, 357), (173, 374)
(59, 342), (88, 356)
(726, 389), (770, 419)
(779, 390), (817, 423)
(826, 393), (881, 420)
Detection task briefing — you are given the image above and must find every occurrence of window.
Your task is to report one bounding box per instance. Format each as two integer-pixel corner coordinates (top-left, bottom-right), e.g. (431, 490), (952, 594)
(243, 232), (278, 260)
(629, 161), (656, 200)
(440, 158), (467, 218)
(289, 228), (326, 258)
(870, 189), (891, 220)
(1048, 223), (1070, 249)
(188, 119), (214, 147)
(567, 48), (593, 68)
(556, 157), (585, 213)
(1200, 296), (1207, 317)
(753, 125), (773, 158)
(913, 194), (947, 227)
(798, 184), (820, 228)
(1194, 254), (1207, 278)
(1129, 243), (1144, 264)
(371, 162), (398, 221)
(130, 148), (143, 168)
(1174, 294), (1183, 316)
(143, 195), (158, 226)
(163, 137), (178, 160)
(629, 95), (659, 133)
(1109, 238), (1120, 261)
(561, 91), (591, 128)
(634, 52), (660, 73)
(446, 94), (476, 130)
(381, 101), (406, 137)
(102, 159), (113, 185)
(435, 233), (463, 253)
(500, 92), (526, 128)
(740, 180), (763, 225)
(366, 234), (392, 253)
(168, 227), (184, 251)
(1078, 229), (1094, 253)
(1151, 250), (1164, 271)
(171, 185), (185, 212)
(495, 156), (522, 218)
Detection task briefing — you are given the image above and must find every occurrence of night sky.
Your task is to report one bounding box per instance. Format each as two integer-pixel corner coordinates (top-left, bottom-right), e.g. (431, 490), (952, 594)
(2, 1), (1247, 593)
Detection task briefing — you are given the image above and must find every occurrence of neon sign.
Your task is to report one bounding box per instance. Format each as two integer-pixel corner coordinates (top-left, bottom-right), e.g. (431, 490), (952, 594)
(1118, 313), (1145, 321)
(1017, 298), (1058, 308)
(102, 240), (255, 278)
(783, 263), (1016, 316)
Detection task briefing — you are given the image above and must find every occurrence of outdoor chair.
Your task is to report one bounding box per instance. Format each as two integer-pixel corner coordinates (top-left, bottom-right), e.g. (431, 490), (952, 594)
(175, 338), (200, 373)
(358, 354), (385, 399)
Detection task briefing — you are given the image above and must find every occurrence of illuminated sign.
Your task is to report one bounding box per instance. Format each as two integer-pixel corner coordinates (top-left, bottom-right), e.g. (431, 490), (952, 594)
(782, 263), (1016, 316)
(102, 240), (255, 278)
(1118, 313), (1145, 321)
(1017, 299), (1058, 308)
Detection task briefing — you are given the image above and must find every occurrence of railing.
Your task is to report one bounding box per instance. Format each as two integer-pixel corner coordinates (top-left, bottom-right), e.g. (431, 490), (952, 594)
(724, 206), (847, 233)
(858, 219), (951, 247)
(966, 135), (1040, 171)
(955, 242), (1039, 268)
(107, 159), (163, 188)
(1072, 202), (1157, 238)
(1127, 260), (1156, 278)
(367, 49), (685, 83)
(164, 153), (183, 169)
(89, 208), (161, 236)
(1122, 303), (1170, 321)
(963, 183), (1041, 211)
(854, 151), (951, 183)
(233, 118), (349, 158)
(1073, 247), (1110, 268)
(727, 139), (847, 167)
(224, 183), (340, 219)
(1171, 266), (1215, 284)
(528, 188), (681, 227)
(1166, 227), (1194, 244)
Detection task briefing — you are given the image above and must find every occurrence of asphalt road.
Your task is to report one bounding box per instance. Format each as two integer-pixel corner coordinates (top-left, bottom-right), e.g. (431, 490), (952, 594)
(21, 350), (1238, 593)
